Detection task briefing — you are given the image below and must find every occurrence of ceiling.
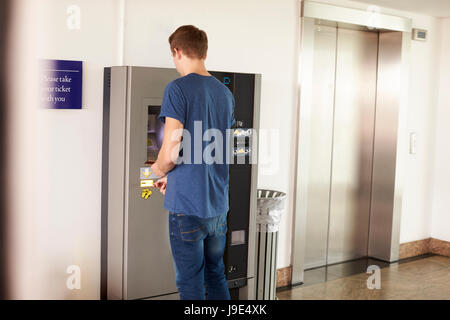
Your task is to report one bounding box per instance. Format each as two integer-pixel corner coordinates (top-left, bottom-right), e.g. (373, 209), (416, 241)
(351, 0), (450, 18)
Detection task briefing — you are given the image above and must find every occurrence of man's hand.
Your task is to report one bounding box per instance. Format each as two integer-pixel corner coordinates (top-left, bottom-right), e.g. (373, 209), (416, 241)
(154, 176), (168, 195)
(150, 162), (166, 179)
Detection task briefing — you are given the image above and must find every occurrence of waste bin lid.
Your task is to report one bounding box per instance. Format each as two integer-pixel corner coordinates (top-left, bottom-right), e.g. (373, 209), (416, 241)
(256, 189), (286, 232)
(257, 189), (286, 210)
(257, 189), (286, 200)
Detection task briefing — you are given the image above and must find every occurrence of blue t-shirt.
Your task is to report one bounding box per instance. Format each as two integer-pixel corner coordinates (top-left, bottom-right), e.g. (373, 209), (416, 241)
(158, 73), (235, 218)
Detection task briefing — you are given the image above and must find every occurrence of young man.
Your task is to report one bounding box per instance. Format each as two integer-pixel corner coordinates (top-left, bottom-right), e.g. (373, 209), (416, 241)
(151, 25), (234, 300)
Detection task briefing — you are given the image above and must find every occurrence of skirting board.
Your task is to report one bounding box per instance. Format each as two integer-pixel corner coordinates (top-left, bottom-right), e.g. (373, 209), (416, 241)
(276, 266), (292, 288)
(399, 237), (450, 259)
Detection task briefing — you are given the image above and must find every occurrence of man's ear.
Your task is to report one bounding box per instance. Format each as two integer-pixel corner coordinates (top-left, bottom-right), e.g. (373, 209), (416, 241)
(174, 48), (182, 60)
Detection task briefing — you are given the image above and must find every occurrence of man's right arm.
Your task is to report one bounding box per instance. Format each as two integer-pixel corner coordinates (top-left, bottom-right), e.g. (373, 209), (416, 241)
(152, 116), (184, 176)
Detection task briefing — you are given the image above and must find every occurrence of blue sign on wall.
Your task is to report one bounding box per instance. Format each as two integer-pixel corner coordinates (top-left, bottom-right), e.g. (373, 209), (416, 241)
(40, 59), (83, 109)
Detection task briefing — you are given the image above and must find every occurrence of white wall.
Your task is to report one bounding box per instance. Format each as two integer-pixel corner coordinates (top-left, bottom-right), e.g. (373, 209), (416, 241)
(399, 14), (441, 243)
(9, 0), (120, 299)
(430, 18), (450, 242)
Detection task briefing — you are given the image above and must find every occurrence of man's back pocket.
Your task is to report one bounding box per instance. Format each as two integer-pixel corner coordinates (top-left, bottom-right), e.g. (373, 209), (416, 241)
(177, 214), (208, 242)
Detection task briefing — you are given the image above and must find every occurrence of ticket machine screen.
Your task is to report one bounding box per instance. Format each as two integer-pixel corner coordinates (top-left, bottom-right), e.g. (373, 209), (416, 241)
(147, 105), (164, 162)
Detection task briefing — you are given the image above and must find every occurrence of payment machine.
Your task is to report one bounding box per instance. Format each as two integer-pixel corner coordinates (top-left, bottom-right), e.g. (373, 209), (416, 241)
(101, 67), (260, 300)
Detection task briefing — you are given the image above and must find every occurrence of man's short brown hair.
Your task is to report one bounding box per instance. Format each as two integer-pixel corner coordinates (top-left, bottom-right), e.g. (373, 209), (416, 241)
(168, 25), (208, 59)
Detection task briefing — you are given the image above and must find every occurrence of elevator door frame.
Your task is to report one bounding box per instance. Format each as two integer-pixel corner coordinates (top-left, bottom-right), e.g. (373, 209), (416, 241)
(291, 2), (412, 285)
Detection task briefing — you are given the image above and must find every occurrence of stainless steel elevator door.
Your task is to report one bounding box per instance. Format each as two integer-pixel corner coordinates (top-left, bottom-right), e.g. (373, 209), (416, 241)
(327, 28), (378, 264)
(304, 27), (378, 268)
(303, 25), (337, 269)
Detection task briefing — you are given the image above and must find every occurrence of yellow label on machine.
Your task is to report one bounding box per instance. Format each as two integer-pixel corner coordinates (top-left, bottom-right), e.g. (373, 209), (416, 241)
(140, 179), (154, 187)
(140, 167), (152, 179)
(141, 188), (152, 199)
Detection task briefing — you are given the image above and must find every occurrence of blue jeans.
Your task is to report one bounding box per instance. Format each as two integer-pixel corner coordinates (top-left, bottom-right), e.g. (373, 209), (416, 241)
(168, 211), (231, 300)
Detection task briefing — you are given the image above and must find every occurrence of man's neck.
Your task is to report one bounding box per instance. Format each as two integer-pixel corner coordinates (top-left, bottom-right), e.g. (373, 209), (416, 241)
(181, 59), (210, 77)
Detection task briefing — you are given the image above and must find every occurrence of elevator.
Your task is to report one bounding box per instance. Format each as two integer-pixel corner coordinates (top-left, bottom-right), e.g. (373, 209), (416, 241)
(101, 67), (261, 300)
(292, 1), (412, 283)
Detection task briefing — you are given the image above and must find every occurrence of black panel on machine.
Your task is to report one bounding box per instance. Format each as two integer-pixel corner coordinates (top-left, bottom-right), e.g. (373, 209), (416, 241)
(233, 74), (255, 128)
(211, 71), (256, 286)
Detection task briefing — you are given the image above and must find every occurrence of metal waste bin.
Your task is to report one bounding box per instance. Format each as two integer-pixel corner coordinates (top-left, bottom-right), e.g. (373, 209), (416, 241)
(256, 189), (286, 300)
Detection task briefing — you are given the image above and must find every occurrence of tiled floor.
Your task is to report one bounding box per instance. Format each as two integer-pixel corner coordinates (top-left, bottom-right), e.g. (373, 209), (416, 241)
(277, 255), (450, 300)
